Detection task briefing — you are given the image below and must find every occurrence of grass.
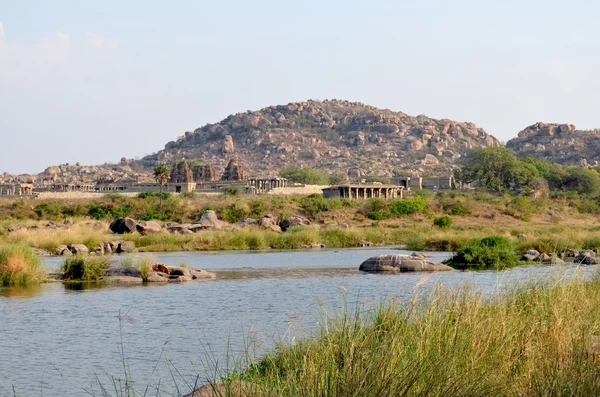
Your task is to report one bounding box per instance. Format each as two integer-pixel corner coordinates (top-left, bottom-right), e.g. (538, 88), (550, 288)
(225, 272), (600, 396)
(62, 256), (110, 281)
(119, 254), (156, 281)
(0, 244), (46, 285)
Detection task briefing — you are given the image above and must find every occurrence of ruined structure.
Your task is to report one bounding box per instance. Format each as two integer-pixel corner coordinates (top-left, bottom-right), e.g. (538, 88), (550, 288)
(247, 177), (288, 193)
(0, 183), (34, 196)
(193, 163), (218, 182)
(170, 162), (194, 183)
(221, 159), (246, 181)
(397, 176), (455, 190)
(322, 184), (403, 200)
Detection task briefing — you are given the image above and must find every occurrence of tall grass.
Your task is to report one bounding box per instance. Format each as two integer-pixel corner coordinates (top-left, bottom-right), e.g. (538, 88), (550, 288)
(0, 244), (45, 285)
(230, 273), (600, 396)
(62, 256), (110, 281)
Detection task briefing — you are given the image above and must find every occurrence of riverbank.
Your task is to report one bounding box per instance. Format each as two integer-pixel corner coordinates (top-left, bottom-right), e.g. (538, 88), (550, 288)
(1, 190), (600, 260)
(197, 270), (600, 396)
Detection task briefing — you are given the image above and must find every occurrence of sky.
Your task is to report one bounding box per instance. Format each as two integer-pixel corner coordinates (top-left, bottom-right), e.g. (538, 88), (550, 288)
(1, 0), (600, 174)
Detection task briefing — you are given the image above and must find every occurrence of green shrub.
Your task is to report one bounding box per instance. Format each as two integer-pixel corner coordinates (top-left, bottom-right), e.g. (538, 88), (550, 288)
(62, 256), (109, 281)
(0, 244), (45, 285)
(221, 203), (249, 223)
(88, 204), (107, 220)
(137, 191), (171, 199)
(223, 185), (244, 196)
(34, 202), (63, 218)
(433, 215), (453, 228)
(446, 235), (518, 270)
(504, 196), (536, 221)
(390, 197), (427, 216)
(299, 194), (341, 217)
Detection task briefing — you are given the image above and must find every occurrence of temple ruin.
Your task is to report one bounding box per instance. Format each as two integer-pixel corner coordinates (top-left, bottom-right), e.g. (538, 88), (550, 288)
(322, 184), (403, 200)
(221, 159), (246, 181)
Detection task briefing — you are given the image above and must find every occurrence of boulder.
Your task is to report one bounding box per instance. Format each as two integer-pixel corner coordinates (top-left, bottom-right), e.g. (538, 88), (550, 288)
(98, 276), (143, 284)
(542, 256), (566, 265)
(189, 269), (217, 280)
(279, 215), (311, 232)
(106, 266), (141, 278)
(167, 224), (193, 234)
(301, 243), (326, 249)
(574, 252), (600, 265)
(168, 266), (192, 278)
(109, 217), (139, 234)
(236, 218), (258, 227)
(535, 253), (551, 262)
(168, 275), (193, 283)
(520, 254), (537, 261)
(103, 242), (113, 254)
(525, 249), (540, 256)
(193, 211), (226, 230)
(410, 252), (427, 259)
(136, 221), (161, 235)
(94, 245), (104, 255)
(116, 241), (136, 253)
(561, 248), (578, 258)
(359, 255), (453, 272)
(146, 272), (169, 283)
(68, 244), (89, 255)
(56, 245), (72, 256)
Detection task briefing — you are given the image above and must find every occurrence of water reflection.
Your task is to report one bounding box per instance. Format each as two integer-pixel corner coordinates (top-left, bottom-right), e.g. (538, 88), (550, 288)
(0, 283), (45, 298)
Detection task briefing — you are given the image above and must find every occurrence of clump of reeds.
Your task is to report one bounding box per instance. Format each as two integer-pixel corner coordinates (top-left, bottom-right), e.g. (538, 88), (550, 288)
(0, 244), (46, 285)
(62, 256), (109, 281)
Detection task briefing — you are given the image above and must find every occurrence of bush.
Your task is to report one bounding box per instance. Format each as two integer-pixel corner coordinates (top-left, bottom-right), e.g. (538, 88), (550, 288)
(62, 256), (109, 281)
(299, 194), (341, 217)
(504, 196), (536, 221)
(280, 167), (331, 185)
(390, 197), (427, 216)
(446, 235), (518, 270)
(221, 203), (249, 223)
(433, 215), (453, 228)
(223, 185), (244, 196)
(0, 244), (45, 285)
(88, 205), (107, 220)
(137, 191), (171, 199)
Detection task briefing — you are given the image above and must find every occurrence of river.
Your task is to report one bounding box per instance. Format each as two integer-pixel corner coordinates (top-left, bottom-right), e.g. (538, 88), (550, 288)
(0, 247), (593, 396)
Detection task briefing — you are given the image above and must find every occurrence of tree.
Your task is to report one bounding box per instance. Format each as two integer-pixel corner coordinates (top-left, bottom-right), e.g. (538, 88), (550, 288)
(153, 163), (171, 211)
(457, 147), (538, 192)
(279, 167), (331, 185)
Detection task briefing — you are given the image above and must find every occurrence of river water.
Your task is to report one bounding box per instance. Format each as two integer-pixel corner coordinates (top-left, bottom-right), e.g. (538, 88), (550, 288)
(0, 247), (594, 396)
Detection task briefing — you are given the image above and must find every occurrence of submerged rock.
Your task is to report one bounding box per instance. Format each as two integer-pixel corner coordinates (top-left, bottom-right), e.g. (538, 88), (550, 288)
(359, 254), (453, 273)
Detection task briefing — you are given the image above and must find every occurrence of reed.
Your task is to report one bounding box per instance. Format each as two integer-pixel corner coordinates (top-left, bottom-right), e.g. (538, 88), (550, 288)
(0, 244), (45, 285)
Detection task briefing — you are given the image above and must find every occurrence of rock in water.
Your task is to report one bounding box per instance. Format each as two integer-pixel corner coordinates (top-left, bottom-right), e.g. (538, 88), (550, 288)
(359, 254), (453, 272)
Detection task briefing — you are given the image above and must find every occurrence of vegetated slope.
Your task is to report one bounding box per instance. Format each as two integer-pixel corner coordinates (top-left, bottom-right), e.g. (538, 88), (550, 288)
(139, 99), (500, 179)
(506, 122), (600, 167)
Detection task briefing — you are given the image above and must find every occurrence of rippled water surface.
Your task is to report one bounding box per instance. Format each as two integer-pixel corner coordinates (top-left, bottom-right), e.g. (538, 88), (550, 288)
(0, 248), (593, 396)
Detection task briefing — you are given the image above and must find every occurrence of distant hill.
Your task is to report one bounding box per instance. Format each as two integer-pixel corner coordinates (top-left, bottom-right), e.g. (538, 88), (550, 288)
(506, 123), (600, 167)
(138, 99), (500, 179)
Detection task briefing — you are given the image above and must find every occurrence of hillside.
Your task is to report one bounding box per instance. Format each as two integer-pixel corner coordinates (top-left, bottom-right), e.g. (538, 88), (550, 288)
(139, 99), (500, 179)
(506, 123), (600, 167)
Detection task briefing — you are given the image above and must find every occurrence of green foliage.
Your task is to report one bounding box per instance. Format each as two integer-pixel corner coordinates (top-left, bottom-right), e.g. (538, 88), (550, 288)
(447, 235), (518, 269)
(0, 244), (45, 285)
(153, 163), (171, 185)
(504, 196), (536, 221)
(249, 200), (268, 217)
(280, 167), (332, 185)
(364, 175), (391, 184)
(433, 215), (453, 228)
(221, 203), (249, 223)
(62, 256), (109, 281)
(34, 202), (62, 218)
(389, 197), (427, 216)
(87, 204), (106, 220)
(457, 147), (537, 192)
(137, 191), (171, 199)
(223, 185), (244, 196)
(299, 194), (342, 216)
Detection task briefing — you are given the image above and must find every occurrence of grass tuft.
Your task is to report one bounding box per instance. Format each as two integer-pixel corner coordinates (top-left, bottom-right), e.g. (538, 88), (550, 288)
(0, 244), (45, 285)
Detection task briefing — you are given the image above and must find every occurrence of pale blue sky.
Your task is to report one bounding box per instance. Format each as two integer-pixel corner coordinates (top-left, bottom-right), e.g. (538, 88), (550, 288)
(1, 0), (599, 174)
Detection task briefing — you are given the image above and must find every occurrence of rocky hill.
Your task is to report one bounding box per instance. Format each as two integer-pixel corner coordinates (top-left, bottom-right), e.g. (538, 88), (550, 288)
(506, 123), (600, 167)
(139, 99), (500, 180)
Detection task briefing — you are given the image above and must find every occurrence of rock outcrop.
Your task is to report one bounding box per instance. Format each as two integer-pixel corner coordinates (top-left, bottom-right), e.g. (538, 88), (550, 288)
(141, 99), (500, 179)
(507, 123), (600, 166)
(279, 215), (311, 232)
(359, 254), (453, 272)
